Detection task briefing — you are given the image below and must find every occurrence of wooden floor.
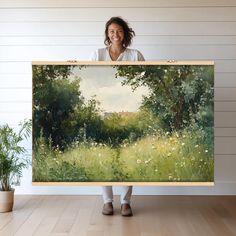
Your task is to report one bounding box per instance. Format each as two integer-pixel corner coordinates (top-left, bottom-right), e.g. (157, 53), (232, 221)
(1, 195), (236, 236)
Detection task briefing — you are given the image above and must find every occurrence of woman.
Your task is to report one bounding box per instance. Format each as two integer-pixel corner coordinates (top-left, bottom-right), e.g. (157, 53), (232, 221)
(91, 16), (145, 217)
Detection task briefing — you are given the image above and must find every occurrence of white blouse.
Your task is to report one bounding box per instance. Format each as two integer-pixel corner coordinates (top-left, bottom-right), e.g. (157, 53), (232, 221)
(90, 47), (145, 61)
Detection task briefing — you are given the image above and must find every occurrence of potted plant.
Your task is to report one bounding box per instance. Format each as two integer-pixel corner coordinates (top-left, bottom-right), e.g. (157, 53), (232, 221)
(0, 120), (31, 212)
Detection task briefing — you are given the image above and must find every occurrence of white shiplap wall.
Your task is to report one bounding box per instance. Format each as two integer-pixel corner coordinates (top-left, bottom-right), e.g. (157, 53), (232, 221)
(1, 0), (236, 195)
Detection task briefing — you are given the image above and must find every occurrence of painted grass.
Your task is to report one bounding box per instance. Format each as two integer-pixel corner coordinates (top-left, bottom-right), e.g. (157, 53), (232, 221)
(33, 131), (213, 182)
(119, 133), (213, 182)
(33, 140), (117, 182)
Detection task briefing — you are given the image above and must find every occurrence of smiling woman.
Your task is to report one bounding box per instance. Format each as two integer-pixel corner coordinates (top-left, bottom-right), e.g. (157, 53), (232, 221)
(107, 24), (125, 61)
(90, 16), (145, 217)
(90, 16), (145, 62)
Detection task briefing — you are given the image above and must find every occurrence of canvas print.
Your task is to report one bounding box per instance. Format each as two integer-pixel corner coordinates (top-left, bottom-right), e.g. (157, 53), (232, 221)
(32, 62), (214, 183)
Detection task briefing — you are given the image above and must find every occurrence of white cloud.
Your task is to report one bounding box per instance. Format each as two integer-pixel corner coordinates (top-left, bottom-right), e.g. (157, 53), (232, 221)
(72, 65), (149, 112)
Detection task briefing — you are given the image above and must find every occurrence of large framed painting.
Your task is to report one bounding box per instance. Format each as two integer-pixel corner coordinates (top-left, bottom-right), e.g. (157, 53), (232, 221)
(32, 61), (214, 185)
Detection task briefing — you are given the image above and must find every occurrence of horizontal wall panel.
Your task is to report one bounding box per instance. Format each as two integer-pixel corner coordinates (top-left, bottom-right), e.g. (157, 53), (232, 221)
(1, 45), (236, 61)
(0, 45), (97, 61)
(215, 60), (236, 73)
(215, 112), (236, 127)
(0, 102), (31, 113)
(1, 8), (236, 22)
(0, 36), (104, 46)
(1, 22), (236, 36)
(0, 113), (32, 125)
(215, 88), (236, 101)
(215, 73), (236, 87)
(0, 62), (32, 74)
(215, 128), (236, 137)
(215, 102), (236, 112)
(215, 137), (236, 154)
(215, 155), (236, 181)
(0, 74), (31, 88)
(1, 36), (236, 46)
(0, 0), (236, 8)
(0, 88), (31, 102)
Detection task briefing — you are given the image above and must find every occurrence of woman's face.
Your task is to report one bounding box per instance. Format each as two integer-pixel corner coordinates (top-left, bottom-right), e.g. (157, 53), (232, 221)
(107, 23), (124, 46)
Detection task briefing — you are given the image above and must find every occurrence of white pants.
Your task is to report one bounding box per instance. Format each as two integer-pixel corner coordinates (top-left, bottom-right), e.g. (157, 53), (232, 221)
(102, 186), (132, 204)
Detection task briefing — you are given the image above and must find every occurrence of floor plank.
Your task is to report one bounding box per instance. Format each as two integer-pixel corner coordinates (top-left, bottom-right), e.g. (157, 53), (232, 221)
(0, 195), (31, 230)
(0, 196), (43, 236)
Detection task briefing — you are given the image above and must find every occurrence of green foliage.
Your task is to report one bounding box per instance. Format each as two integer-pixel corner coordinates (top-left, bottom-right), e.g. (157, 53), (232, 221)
(0, 120), (31, 191)
(101, 113), (141, 146)
(33, 65), (106, 149)
(68, 96), (104, 143)
(33, 133), (55, 182)
(33, 135), (89, 182)
(96, 109), (160, 147)
(116, 65), (214, 131)
(48, 161), (88, 182)
(33, 65), (83, 148)
(110, 148), (130, 181)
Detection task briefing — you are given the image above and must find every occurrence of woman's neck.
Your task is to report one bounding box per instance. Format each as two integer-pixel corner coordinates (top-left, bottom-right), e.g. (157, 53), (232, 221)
(108, 45), (126, 61)
(109, 44), (125, 53)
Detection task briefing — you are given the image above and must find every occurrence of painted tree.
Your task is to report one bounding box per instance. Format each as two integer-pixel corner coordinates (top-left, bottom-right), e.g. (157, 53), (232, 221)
(33, 65), (83, 148)
(115, 65), (214, 131)
(33, 65), (106, 148)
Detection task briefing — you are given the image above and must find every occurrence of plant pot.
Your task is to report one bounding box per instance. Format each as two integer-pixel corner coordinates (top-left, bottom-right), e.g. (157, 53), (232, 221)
(0, 189), (15, 213)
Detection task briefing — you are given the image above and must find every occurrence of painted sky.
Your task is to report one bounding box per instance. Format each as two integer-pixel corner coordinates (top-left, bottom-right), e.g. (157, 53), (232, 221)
(72, 65), (150, 113)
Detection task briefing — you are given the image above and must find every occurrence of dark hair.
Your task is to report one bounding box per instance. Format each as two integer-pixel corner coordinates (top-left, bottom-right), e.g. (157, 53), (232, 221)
(104, 17), (135, 48)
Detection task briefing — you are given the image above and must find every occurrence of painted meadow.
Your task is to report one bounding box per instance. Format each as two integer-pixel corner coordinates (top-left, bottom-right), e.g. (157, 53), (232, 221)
(32, 63), (214, 182)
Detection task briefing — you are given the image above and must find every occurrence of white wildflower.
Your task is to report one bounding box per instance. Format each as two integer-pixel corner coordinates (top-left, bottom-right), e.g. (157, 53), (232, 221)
(137, 159), (141, 164)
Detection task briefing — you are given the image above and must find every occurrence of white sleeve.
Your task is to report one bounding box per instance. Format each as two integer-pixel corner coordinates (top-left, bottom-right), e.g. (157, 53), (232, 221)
(90, 50), (98, 61)
(137, 50), (145, 61)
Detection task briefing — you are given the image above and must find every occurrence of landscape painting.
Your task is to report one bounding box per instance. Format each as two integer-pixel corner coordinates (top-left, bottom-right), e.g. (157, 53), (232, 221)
(32, 61), (214, 184)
